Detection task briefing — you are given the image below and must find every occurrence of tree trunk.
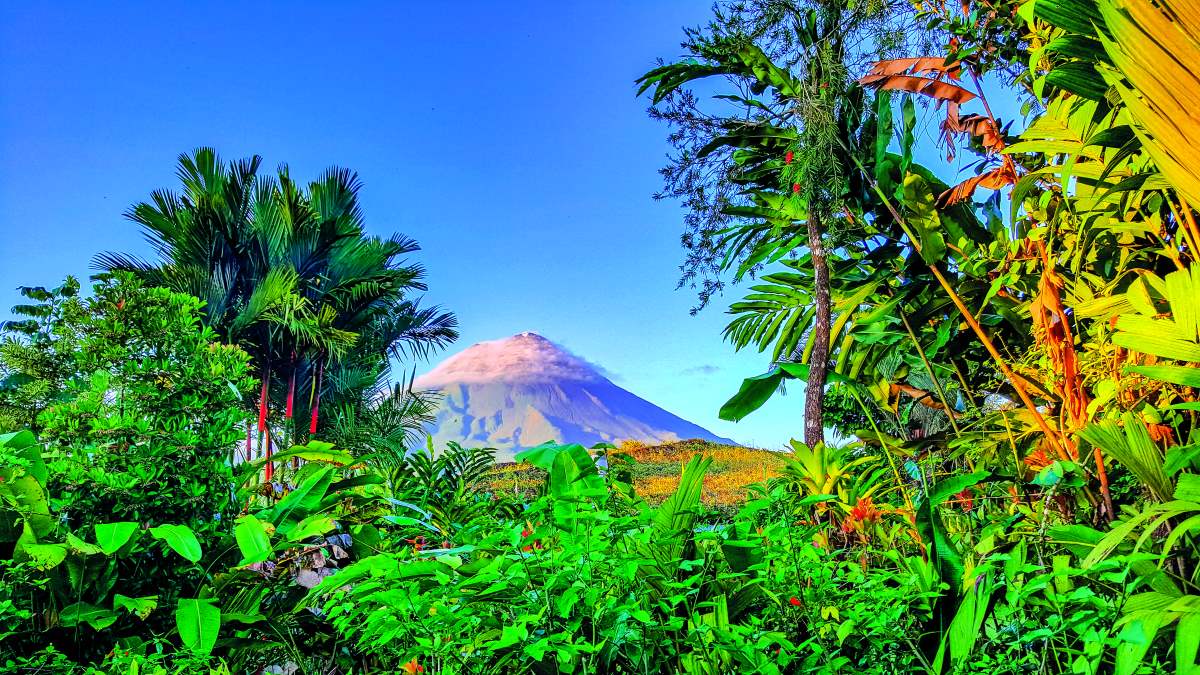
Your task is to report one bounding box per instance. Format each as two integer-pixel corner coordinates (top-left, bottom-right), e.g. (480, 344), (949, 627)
(804, 212), (831, 448)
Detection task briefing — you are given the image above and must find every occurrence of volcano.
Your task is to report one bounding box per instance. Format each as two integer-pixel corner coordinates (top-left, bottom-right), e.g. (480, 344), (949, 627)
(413, 332), (734, 459)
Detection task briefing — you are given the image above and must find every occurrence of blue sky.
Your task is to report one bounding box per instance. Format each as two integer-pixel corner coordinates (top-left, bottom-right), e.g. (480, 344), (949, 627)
(0, 2), (1008, 448)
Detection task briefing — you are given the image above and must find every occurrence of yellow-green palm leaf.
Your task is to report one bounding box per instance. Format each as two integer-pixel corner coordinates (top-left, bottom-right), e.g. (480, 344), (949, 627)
(1099, 0), (1200, 206)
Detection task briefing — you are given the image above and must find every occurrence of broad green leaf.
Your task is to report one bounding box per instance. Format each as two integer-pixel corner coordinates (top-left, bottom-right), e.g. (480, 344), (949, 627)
(17, 540), (68, 570)
(285, 515), (336, 543)
(94, 522), (140, 555)
(514, 441), (567, 470)
(902, 173), (946, 264)
(719, 370), (785, 421)
(0, 430), (45, 485)
(0, 473), (54, 538)
(65, 533), (102, 555)
(150, 524), (202, 563)
(113, 594), (158, 620)
(1125, 365), (1200, 388)
(176, 598), (220, 656)
(929, 471), (991, 506)
(59, 602), (119, 630)
(234, 515), (272, 564)
(263, 441), (354, 466)
(267, 466), (334, 526)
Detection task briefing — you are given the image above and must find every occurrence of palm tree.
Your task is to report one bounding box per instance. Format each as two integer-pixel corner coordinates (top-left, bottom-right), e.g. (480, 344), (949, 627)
(96, 148), (457, 455)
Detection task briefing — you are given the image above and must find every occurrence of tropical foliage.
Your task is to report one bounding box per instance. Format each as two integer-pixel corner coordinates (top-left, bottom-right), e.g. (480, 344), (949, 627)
(94, 148), (457, 463)
(3, 0), (1200, 671)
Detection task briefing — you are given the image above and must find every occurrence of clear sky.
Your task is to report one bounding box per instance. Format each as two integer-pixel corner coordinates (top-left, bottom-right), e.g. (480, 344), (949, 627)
(2, 5), (1012, 449)
(0, 2), (1001, 448)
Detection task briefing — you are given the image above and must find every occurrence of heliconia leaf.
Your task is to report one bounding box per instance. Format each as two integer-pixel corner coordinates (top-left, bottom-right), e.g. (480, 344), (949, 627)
(939, 158), (1018, 206)
(234, 515), (273, 565)
(943, 113), (1006, 155)
(286, 515), (336, 543)
(176, 598), (220, 656)
(59, 602), (120, 630)
(862, 57), (963, 80)
(267, 466), (334, 526)
(149, 524), (202, 563)
(861, 75), (976, 104)
(859, 58), (975, 105)
(263, 441), (354, 466)
(719, 370), (785, 422)
(94, 522), (140, 555)
(113, 594), (158, 620)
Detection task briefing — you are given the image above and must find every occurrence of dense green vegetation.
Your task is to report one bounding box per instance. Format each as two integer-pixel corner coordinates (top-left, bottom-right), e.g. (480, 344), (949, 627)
(2, 0), (1200, 672)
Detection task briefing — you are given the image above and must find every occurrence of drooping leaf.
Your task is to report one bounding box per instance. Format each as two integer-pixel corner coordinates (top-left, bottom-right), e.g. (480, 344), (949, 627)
(150, 524), (202, 563)
(266, 441), (355, 466)
(719, 370), (785, 422)
(59, 602), (120, 630)
(113, 594), (158, 620)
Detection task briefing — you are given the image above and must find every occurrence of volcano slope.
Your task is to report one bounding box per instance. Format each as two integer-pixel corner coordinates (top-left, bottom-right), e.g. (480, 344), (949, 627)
(413, 332), (734, 460)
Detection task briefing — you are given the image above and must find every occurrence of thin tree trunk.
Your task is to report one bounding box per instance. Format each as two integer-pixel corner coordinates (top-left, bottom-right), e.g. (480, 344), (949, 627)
(805, 212), (831, 448)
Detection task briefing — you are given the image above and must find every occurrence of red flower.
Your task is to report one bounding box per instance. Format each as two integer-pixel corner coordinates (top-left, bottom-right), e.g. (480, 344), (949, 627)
(785, 151), (794, 164)
(792, 183), (801, 194)
(788, 596), (801, 607)
(520, 521), (543, 552)
(953, 487), (975, 512)
(1023, 448), (1053, 471)
(848, 497), (881, 526)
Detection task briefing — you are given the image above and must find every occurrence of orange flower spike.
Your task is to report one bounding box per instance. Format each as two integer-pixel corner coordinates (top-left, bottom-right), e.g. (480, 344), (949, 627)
(401, 658), (425, 674)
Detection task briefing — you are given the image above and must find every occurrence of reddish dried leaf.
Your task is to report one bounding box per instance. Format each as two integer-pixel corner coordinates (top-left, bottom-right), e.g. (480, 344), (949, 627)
(937, 157), (1017, 205)
(859, 74), (976, 104)
(861, 57), (963, 80)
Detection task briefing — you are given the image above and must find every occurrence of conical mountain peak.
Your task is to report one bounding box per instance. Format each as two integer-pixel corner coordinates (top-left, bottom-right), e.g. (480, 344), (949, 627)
(413, 332), (606, 388)
(413, 333), (734, 458)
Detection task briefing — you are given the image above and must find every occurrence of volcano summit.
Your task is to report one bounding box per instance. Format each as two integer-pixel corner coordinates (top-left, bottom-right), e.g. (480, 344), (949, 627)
(413, 332), (734, 458)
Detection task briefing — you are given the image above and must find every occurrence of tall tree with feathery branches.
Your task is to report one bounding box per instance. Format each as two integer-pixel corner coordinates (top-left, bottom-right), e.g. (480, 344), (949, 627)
(96, 148), (457, 469)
